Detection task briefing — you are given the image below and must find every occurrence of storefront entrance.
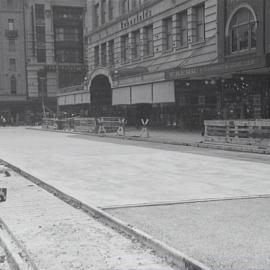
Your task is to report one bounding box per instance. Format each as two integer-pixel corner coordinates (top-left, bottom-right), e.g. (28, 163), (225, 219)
(90, 75), (112, 116)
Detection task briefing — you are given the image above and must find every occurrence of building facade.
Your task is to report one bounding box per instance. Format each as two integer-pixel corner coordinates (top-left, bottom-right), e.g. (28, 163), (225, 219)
(0, 0), (27, 122)
(58, 0), (270, 129)
(24, 0), (87, 116)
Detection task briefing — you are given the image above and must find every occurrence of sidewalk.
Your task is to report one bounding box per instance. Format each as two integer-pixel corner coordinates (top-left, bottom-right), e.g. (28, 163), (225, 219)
(29, 125), (270, 154)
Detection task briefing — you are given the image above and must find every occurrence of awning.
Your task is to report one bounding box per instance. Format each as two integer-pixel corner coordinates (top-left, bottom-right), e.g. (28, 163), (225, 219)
(75, 94), (82, 104)
(82, 93), (90, 103)
(65, 95), (75, 105)
(112, 87), (131, 105)
(131, 84), (152, 104)
(58, 96), (65, 106)
(153, 81), (175, 103)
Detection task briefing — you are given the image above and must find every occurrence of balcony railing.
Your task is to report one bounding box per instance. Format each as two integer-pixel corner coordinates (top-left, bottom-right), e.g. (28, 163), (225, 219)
(5, 29), (18, 38)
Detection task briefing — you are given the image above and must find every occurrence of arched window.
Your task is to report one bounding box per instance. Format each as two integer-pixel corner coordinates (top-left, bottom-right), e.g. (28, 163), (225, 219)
(10, 75), (16, 95)
(229, 8), (256, 53)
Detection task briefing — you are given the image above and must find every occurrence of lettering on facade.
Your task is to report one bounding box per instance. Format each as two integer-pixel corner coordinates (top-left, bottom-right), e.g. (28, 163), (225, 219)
(121, 9), (152, 30)
(165, 57), (264, 80)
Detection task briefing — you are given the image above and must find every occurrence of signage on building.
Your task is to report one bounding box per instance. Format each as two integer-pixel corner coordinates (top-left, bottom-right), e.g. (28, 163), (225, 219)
(121, 9), (152, 30)
(165, 56), (266, 80)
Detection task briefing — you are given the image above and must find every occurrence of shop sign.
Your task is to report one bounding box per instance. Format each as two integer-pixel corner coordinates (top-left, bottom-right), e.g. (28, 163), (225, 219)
(121, 9), (152, 30)
(165, 56), (265, 80)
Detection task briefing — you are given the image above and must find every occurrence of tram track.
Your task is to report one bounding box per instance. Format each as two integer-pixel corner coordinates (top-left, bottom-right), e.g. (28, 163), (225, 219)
(0, 159), (211, 270)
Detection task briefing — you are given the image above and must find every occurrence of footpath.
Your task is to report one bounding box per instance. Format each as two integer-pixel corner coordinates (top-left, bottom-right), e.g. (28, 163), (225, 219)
(0, 164), (177, 270)
(29, 126), (270, 155)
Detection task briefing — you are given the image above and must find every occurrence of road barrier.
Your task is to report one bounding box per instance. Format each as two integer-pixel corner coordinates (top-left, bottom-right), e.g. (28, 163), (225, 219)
(42, 117), (126, 136)
(42, 118), (57, 130)
(204, 119), (270, 147)
(74, 118), (97, 133)
(97, 117), (126, 136)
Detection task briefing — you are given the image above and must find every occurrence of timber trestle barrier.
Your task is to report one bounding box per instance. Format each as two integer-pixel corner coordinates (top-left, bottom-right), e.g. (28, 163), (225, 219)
(204, 119), (270, 147)
(42, 117), (126, 136)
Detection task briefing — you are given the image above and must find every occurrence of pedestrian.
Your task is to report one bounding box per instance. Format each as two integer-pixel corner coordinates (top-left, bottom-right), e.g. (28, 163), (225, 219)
(0, 115), (6, 127)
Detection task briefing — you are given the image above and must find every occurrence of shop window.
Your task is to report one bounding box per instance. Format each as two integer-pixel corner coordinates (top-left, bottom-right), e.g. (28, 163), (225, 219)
(9, 58), (16, 71)
(10, 75), (16, 95)
(177, 11), (188, 47)
(8, 18), (14, 31)
(108, 40), (114, 66)
(228, 7), (256, 53)
(94, 45), (99, 67)
(9, 39), (15, 52)
(121, 34), (129, 63)
(198, 95), (205, 105)
(163, 17), (173, 51)
(193, 4), (205, 43)
(101, 43), (107, 66)
(132, 30), (140, 60)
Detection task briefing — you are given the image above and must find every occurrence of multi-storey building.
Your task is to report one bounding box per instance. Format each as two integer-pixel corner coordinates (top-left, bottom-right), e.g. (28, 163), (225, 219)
(58, 0), (270, 129)
(59, 0), (219, 128)
(0, 0), (27, 122)
(216, 0), (270, 120)
(24, 0), (87, 115)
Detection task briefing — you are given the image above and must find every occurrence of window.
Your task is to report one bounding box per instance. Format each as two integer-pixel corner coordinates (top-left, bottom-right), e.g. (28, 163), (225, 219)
(132, 30), (140, 60)
(7, 0), (14, 9)
(94, 3), (99, 27)
(36, 25), (46, 43)
(121, 0), (129, 14)
(9, 58), (16, 71)
(56, 49), (81, 63)
(131, 0), (137, 9)
(38, 71), (47, 98)
(177, 11), (188, 47)
(194, 4), (205, 42)
(144, 25), (153, 57)
(229, 8), (256, 53)
(108, 0), (114, 20)
(108, 40), (114, 66)
(10, 75), (16, 95)
(9, 39), (16, 52)
(37, 49), (46, 63)
(101, 0), (106, 25)
(101, 43), (107, 66)
(163, 17), (173, 51)
(94, 45), (99, 67)
(121, 34), (129, 63)
(35, 4), (45, 21)
(55, 28), (80, 42)
(8, 19), (14, 31)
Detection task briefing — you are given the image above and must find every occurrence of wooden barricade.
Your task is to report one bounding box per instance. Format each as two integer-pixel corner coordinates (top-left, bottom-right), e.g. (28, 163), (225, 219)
(204, 119), (270, 147)
(42, 118), (57, 130)
(73, 118), (97, 133)
(97, 117), (126, 135)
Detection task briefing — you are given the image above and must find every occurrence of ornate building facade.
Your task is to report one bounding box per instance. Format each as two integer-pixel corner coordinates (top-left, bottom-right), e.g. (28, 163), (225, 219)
(24, 0), (87, 115)
(0, 0), (27, 121)
(57, 0), (270, 128)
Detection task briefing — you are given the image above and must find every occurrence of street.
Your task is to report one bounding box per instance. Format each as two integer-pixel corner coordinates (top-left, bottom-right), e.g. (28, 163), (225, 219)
(1, 127), (270, 269)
